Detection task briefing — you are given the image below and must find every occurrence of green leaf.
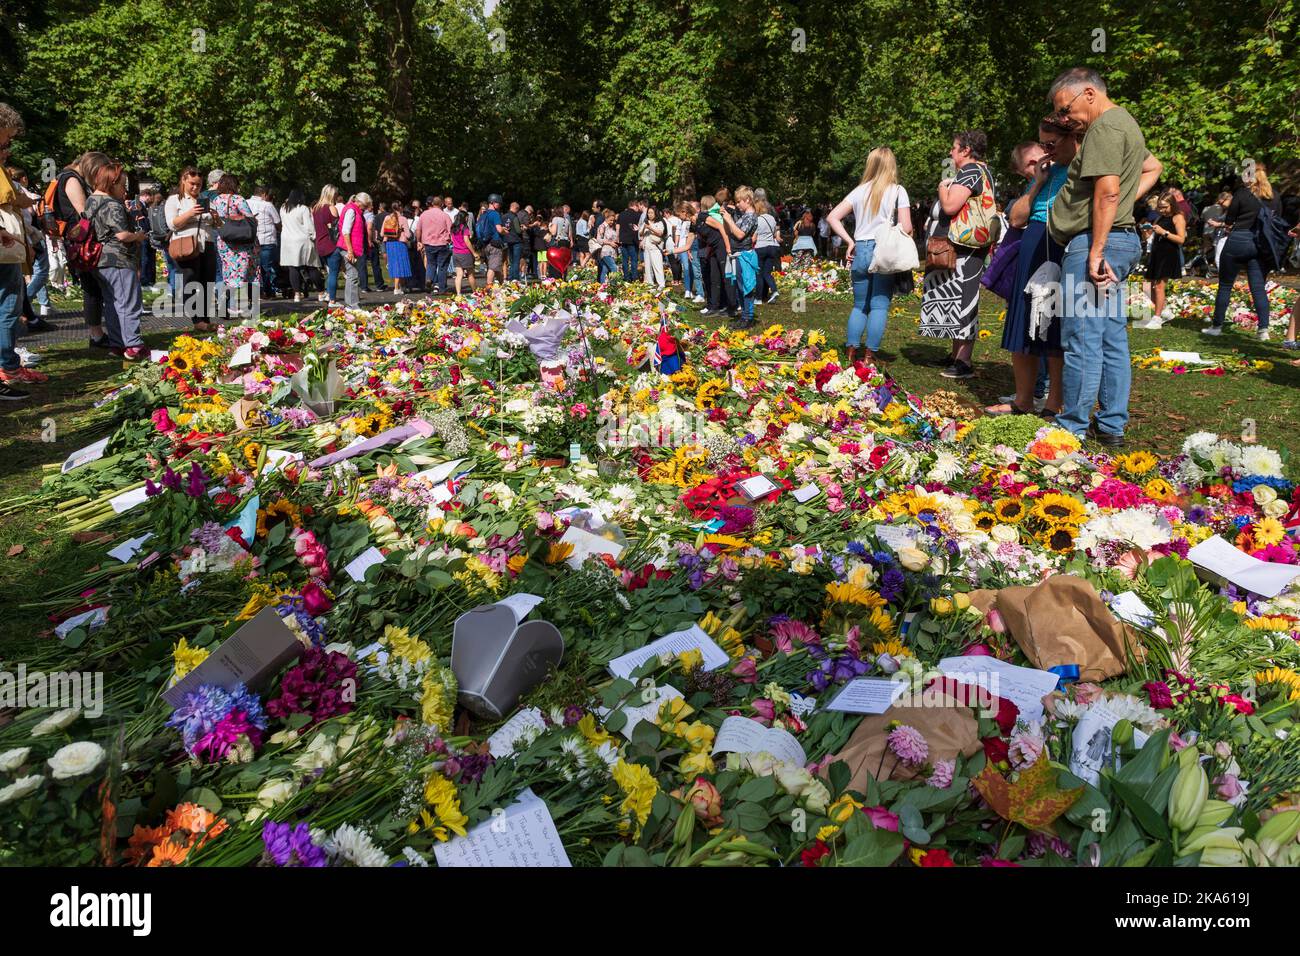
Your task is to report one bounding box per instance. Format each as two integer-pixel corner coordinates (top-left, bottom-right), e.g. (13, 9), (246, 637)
(1109, 778), (1171, 841)
(828, 760), (850, 798)
(840, 828), (905, 867)
(737, 775), (778, 803)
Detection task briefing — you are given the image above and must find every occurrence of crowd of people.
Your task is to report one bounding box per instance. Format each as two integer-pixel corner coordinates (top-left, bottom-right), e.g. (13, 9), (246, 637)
(2, 75), (1298, 436)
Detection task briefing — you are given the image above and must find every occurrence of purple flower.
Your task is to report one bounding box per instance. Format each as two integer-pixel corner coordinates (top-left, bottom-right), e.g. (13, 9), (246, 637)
(166, 684), (234, 750)
(262, 820), (328, 867)
(160, 467), (182, 493)
(928, 759), (955, 789)
(185, 462), (207, 498)
(886, 724), (929, 766)
(191, 521), (228, 552)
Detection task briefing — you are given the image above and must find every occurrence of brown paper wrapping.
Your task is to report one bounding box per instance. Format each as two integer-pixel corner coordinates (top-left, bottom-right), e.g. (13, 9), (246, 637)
(826, 688), (982, 789)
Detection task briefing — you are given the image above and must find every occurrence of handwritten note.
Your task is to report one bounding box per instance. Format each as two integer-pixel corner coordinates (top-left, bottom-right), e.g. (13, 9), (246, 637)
(487, 707), (548, 757)
(559, 525), (624, 569)
(61, 438), (110, 474)
(1109, 590), (1157, 629)
(711, 716), (806, 766)
(736, 474), (779, 500)
(792, 484), (821, 503)
(601, 684), (684, 737)
(606, 624), (729, 679)
(873, 524), (918, 552)
(826, 676), (908, 715)
(432, 788), (571, 868)
(344, 547), (387, 583)
(1188, 535), (1300, 598)
(938, 656), (1061, 725)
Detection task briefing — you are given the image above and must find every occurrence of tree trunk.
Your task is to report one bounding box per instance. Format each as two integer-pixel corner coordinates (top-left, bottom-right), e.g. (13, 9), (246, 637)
(374, 0), (416, 203)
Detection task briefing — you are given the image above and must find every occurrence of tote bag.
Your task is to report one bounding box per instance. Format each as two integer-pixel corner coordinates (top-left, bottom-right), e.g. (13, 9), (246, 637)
(870, 186), (920, 274)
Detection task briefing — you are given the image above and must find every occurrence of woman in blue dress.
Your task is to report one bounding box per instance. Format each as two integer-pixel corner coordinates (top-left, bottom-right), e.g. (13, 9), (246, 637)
(380, 205), (413, 293)
(985, 117), (1074, 417)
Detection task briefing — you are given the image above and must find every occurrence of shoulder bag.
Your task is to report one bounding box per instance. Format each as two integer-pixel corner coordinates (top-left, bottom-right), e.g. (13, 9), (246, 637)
(870, 186), (920, 274)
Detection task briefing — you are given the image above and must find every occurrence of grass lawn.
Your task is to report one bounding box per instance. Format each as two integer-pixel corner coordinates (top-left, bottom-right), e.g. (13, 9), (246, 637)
(2, 280), (1297, 644)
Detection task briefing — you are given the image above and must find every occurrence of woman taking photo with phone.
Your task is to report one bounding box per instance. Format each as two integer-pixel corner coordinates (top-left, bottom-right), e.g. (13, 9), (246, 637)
(639, 204), (667, 289)
(165, 166), (222, 332)
(1137, 188), (1186, 329)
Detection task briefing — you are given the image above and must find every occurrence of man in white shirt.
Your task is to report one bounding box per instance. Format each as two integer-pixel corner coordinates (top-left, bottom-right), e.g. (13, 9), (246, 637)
(247, 186), (282, 297)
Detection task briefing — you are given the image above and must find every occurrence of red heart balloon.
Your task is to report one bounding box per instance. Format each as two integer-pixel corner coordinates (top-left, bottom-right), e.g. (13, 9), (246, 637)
(546, 246), (572, 276)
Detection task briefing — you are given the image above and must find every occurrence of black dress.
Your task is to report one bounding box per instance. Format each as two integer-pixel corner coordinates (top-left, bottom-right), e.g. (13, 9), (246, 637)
(1146, 215), (1183, 281)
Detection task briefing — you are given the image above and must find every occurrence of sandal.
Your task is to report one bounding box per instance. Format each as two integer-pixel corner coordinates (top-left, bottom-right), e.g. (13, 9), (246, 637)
(1038, 407), (1062, 420)
(984, 402), (1032, 417)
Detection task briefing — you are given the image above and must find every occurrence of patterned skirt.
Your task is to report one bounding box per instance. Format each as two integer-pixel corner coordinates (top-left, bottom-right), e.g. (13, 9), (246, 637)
(920, 248), (987, 339)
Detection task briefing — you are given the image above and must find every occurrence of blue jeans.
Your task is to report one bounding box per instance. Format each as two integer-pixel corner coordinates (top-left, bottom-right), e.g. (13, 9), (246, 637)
(1034, 355), (1049, 399)
(324, 248), (343, 301)
(619, 243), (638, 280)
(1058, 230), (1143, 438)
(846, 240), (895, 350)
(369, 245), (387, 288)
(162, 248), (182, 295)
(1213, 231), (1269, 330)
(0, 264), (23, 372)
(507, 242), (522, 281)
(26, 243), (50, 308)
(258, 244), (279, 296)
(423, 244), (451, 291)
(681, 250), (703, 298)
(598, 255), (616, 282)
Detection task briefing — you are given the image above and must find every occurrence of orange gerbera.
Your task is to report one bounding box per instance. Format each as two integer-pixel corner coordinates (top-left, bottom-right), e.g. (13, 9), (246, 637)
(166, 802), (216, 833)
(125, 825), (168, 865)
(148, 836), (191, 867)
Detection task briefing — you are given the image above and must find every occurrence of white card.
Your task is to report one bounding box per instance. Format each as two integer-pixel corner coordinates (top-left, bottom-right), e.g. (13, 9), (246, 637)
(874, 524), (917, 552)
(1188, 535), (1300, 599)
(826, 676), (908, 714)
(55, 606), (108, 640)
(61, 438), (110, 474)
(410, 458), (467, 486)
(432, 788), (571, 867)
(107, 533), (153, 563)
(560, 525), (624, 569)
(108, 486), (150, 514)
(793, 484), (821, 503)
(1110, 590), (1157, 629)
(495, 592), (543, 624)
(711, 715), (806, 766)
(487, 707), (548, 757)
(1157, 350), (1212, 365)
(344, 546), (387, 582)
(1069, 701), (1150, 787)
(938, 656), (1062, 726)
(788, 692), (817, 716)
(736, 474), (779, 500)
(228, 343), (253, 367)
(606, 624), (730, 679)
(150, 350), (169, 363)
(261, 449), (303, 474)
(600, 684), (684, 737)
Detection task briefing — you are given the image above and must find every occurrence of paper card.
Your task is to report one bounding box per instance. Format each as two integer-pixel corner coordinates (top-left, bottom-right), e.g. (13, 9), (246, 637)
(495, 592), (543, 624)
(711, 715), (807, 766)
(788, 693), (817, 717)
(487, 706), (548, 757)
(344, 546), (387, 583)
(874, 524), (917, 552)
(433, 788), (570, 868)
(261, 449), (303, 474)
(1110, 590), (1157, 629)
(736, 474), (779, 500)
(61, 438), (110, 474)
(1157, 350), (1212, 365)
(826, 676), (908, 715)
(560, 525), (624, 569)
(407, 417), (435, 438)
(150, 350), (168, 363)
(108, 486), (150, 514)
(107, 533), (153, 563)
(228, 343), (253, 367)
(1188, 535), (1300, 599)
(692, 518), (726, 532)
(606, 624), (730, 680)
(162, 606), (303, 708)
(410, 459), (466, 486)
(1069, 701), (1151, 787)
(600, 684), (684, 737)
(792, 484), (821, 503)
(55, 606), (108, 640)
(938, 656), (1061, 726)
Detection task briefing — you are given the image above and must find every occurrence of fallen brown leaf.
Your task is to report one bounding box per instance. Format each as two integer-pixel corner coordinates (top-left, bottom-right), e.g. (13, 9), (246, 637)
(6, 544), (23, 557)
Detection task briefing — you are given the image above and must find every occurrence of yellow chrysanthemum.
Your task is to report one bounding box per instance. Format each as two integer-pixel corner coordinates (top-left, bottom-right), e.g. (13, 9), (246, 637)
(419, 668), (457, 731)
(170, 638), (209, 684)
(384, 624), (432, 665)
(422, 773), (469, 841)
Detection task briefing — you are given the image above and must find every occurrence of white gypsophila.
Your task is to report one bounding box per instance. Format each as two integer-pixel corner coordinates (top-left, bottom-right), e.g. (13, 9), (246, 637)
(47, 740), (106, 780)
(0, 747), (30, 772)
(1238, 445), (1284, 478)
(30, 708), (81, 737)
(402, 847), (430, 867)
(328, 824), (389, 867)
(0, 774), (44, 804)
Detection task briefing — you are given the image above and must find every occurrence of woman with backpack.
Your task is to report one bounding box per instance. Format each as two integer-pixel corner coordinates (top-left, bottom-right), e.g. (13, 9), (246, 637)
(312, 184), (343, 307)
(165, 165), (222, 332)
(210, 174), (257, 318)
(381, 204), (412, 294)
(86, 160), (147, 360)
(1204, 163), (1282, 342)
(278, 188), (319, 303)
(53, 151), (112, 345)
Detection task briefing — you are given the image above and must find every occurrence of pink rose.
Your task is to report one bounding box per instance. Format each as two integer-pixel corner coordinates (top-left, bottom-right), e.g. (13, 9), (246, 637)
(1214, 774), (1244, 802)
(985, 608), (1006, 634)
(863, 805), (899, 831)
(1073, 683), (1104, 705)
(730, 658), (758, 684)
(751, 698), (776, 722)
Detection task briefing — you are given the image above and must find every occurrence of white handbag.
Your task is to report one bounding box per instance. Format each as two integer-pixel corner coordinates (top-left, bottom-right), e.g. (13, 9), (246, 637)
(0, 205), (27, 265)
(869, 186), (919, 274)
(1026, 260), (1062, 341)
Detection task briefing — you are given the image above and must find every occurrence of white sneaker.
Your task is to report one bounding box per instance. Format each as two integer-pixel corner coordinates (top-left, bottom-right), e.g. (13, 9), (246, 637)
(1132, 317), (1163, 330)
(317, 293), (328, 302)
(693, 295), (705, 304)
(15, 346), (41, 367)
(767, 292), (779, 304)
(1257, 329), (1271, 342)
(1202, 326), (1223, 336)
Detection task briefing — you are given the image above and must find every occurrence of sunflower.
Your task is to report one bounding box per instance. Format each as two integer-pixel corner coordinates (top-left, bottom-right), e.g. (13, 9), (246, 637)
(256, 498), (303, 538)
(1253, 517), (1287, 548)
(906, 494), (943, 518)
(973, 511), (998, 532)
(1038, 524), (1078, 553)
(168, 352), (191, 373)
(1115, 450), (1157, 477)
(1032, 492), (1087, 526)
(825, 582), (887, 610)
(1255, 667), (1300, 701)
(870, 637), (912, 659)
(1143, 478), (1178, 503)
(993, 498), (1025, 523)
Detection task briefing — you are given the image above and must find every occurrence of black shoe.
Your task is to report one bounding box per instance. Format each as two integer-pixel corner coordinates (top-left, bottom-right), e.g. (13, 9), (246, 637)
(24, 319), (57, 334)
(89, 336), (112, 349)
(0, 379), (30, 401)
(939, 361), (974, 379)
(925, 354), (957, 368)
(1086, 425), (1125, 448)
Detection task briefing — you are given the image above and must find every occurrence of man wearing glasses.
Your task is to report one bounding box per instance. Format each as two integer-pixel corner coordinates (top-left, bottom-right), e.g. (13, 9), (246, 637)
(1046, 67), (1162, 448)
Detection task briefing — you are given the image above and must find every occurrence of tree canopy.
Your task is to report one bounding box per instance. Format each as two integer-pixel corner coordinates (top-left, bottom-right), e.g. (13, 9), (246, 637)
(4, 0), (1297, 204)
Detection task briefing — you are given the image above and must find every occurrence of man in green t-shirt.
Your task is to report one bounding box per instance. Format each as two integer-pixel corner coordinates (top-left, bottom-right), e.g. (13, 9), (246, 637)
(1046, 67), (1163, 447)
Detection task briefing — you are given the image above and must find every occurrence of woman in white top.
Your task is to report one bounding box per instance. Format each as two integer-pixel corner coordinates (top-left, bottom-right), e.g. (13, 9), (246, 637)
(752, 199), (782, 305)
(164, 165), (224, 331)
(826, 146), (912, 364)
(278, 188), (319, 302)
(639, 205), (667, 289)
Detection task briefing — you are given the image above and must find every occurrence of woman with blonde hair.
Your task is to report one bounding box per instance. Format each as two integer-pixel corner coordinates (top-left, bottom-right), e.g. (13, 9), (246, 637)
(826, 145), (912, 364)
(312, 184), (343, 306)
(1205, 162), (1281, 341)
(1141, 187), (1186, 328)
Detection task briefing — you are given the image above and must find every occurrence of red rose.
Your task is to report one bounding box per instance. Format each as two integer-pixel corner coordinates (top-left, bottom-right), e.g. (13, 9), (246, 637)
(800, 840), (831, 867)
(918, 848), (956, 867)
(869, 445), (891, 469)
(983, 736), (1010, 765)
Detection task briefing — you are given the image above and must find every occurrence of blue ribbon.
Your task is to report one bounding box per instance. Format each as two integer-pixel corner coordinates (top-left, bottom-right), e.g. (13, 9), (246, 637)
(1049, 664), (1080, 690)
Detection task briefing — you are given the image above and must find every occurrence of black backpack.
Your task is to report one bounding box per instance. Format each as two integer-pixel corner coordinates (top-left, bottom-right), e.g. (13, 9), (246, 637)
(147, 204), (172, 248)
(1254, 201), (1292, 271)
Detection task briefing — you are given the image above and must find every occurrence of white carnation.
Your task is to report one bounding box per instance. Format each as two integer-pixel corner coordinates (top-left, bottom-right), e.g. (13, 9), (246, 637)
(327, 824), (389, 867)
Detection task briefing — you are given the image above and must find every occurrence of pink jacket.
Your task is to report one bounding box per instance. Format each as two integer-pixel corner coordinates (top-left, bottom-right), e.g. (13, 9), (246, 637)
(337, 202), (366, 256)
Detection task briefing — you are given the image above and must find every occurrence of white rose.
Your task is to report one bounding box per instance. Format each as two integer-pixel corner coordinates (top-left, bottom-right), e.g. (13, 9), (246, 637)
(31, 708), (81, 737)
(950, 512), (977, 535)
(257, 778), (297, 808)
(0, 774), (44, 804)
(1252, 485), (1278, 506)
(990, 523), (1020, 544)
(0, 747), (30, 772)
(1263, 499), (1289, 519)
(896, 547), (929, 572)
(47, 741), (106, 780)
(801, 779), (831, 815)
